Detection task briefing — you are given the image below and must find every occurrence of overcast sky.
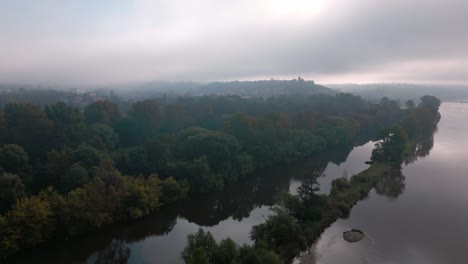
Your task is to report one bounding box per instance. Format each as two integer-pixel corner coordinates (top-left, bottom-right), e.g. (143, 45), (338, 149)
(1, 0), (467, 85)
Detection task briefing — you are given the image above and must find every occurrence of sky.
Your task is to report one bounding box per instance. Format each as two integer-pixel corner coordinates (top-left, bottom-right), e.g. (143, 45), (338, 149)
(1, 0), (467, 85)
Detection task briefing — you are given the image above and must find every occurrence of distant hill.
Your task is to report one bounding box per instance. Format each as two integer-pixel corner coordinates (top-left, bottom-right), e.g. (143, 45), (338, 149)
(194, 78), (335, 97)
(328, 83), (468, 102)
(118, 78), (335, 99)
(0, 85), (104, 108)
(0, 79), (336, 104)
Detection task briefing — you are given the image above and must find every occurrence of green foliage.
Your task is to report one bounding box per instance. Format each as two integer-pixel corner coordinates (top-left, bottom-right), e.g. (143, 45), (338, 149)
(62, 163), (90, 192)
(45, 102), (85, 146)
(0, 93), (442, 259)
(182, 229), (281, 264)
(184, 102), (440, 264)
(236, 152), (255, 176)
(2, 103), (54, 157)
(159, 176), (189, 205)
(84, 100), (121, 126)
(419, 95), (441, 112)
(86, 123), (119, 150)
(2, 196), (55, 251)
(186, 248), (210, 264)
(178, 127), (241, 168)
(129, 99), (161, 141)
(237, 245), (282, 264)
(112, 147), (154, 176)
(161, 103), (185, 133)
(251, 212), (307, 261)
(124, 176), (161, 219)
(371, 126), (409, 164)
(0, 144), (31, 185)
(182, 229), (217, 263)
(213, 238), (238, 264)
(0, 173), (25, 212)
(166, 156), (223, 194)
(72, 144), (103, 169)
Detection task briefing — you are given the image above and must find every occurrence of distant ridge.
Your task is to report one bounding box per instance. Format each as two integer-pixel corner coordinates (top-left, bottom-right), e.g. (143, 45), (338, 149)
(193, 78), (335, 97)
(327, 83), (468, 101)
(0, 78), (337, 101)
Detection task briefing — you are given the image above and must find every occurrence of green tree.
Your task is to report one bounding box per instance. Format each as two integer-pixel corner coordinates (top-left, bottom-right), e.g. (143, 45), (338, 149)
(2, 103), (54, 158)
(124, 176), (161, 219)
(84, 100), (121, 126)
(177, 127), (241, 170)
(112, 147), (154, 176)
(130, 99), (161, 140)
(186, 248), (210, 264)
(162, 103), (185, 133)
(159, 177), (189, 205)
(0, 173), (25, 212)
(72, 144), (103, 169)
(0, 144), (32, 185)
(86, 123), (119, 150)
(182, 229), (217, 263)
(45, 102), (85, 146)
(165, 156), (223, 194)
(7, 196), (55, 247)
(251, 213), (307, 260)
(213, 238), (239, 264)
(405, 100), (415, 109)
(419, 95), (441, 112)
(371, 126), (409, 164)
(62, 163), (89, 192)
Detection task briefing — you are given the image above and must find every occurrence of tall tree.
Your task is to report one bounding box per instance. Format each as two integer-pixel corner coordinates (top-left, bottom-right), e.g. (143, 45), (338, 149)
(45, 102), (85, 146)
(84, 100), (121, 126)
(0, 173), (25, 212)
(0, 144), (32, 185)
(130, 99), (161, 140)
(3, 103), (54, 158)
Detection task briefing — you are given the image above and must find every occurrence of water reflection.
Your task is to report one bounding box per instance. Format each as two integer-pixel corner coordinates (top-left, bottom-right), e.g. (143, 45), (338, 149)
(375, 121), (438, 200)
(9, 134), (378, 264)
(307, 104), (455, 264)
(94, 240), (131, 264)
(290, 141), (376, 196)
(374, 168), (406, 199)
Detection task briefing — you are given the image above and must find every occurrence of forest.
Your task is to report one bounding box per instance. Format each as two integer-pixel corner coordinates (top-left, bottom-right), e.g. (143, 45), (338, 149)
(0, 90), (440, 260)
(180, 95), (441, 264)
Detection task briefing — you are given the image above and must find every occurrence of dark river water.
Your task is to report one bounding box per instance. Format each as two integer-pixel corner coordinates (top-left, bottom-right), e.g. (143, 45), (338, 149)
(10, 102), (464, 264)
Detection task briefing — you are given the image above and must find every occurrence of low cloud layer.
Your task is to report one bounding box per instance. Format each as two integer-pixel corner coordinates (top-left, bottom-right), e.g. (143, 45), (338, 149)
(1, 0), (467, 85)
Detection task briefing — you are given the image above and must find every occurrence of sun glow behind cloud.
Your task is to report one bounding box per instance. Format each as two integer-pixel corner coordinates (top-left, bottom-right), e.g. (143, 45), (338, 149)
(0, 0), (467, 85)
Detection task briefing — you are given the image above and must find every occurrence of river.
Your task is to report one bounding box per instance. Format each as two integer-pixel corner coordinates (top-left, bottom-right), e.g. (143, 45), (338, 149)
(10, 102), (463, 264)
(304, 102), (468, 264)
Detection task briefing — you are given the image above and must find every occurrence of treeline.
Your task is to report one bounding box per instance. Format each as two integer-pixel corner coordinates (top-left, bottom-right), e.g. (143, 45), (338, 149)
(181, 95), (441, 263)
(194, 78), (333, 97)
(0, 92), (405, 258)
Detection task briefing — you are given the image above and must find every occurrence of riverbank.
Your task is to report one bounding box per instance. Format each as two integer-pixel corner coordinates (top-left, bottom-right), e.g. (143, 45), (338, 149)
(247, 120), (442, 263)
(181, 96), (443, 263)
(293, 162), (393, 263)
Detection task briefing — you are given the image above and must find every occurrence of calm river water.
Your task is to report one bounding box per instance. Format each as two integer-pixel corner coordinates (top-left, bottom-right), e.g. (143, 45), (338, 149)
(307, 102), (468, 264)
(10, 102), (464, 264)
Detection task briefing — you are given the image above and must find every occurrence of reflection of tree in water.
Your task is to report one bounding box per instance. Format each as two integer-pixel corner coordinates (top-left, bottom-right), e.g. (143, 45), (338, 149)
(95, 240), (130, 264)
(325, 145), (354, 165)
(178, 138), (356, 226)
(405, 126), (437, 164)
(375, 169), (406, 199)
(8, 137), (374, 263)
(377, 126), (437, 199)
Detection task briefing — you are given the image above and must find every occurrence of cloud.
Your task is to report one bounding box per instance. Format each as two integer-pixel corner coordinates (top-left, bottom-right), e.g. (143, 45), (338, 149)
(0, 0), (467, 85)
